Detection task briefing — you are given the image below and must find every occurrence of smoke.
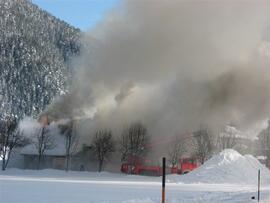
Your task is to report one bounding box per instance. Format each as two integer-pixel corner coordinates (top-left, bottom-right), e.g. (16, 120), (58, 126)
(50, 0), (270, 137)
(19, 117), (41, 138)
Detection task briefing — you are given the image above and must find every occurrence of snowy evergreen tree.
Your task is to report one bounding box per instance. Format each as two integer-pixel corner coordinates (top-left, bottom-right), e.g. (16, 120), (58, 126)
(0, 0), (80, 119)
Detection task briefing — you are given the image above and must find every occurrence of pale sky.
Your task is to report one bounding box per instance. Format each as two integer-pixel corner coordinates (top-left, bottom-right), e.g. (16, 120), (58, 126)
(32, 0), (120, 31)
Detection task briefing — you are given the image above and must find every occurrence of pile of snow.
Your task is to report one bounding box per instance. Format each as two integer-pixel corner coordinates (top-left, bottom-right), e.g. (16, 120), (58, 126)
(171, 149), (270, 185)
(1, 164), (270, 203)
(0, 168), (161, 183)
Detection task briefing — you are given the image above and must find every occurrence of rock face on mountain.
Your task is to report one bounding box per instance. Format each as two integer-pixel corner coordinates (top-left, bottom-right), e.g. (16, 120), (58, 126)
(0, 0), (80, 119)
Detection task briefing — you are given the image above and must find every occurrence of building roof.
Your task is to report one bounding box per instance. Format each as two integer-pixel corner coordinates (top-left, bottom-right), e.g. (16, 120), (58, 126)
(20, 134), (66, 156)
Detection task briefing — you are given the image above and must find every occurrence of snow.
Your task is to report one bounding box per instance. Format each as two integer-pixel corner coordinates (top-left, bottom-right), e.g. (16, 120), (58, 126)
(20, 134), (66, 156)
(171, 149), (270, 185)
(257, 156), (267, 160)
(220, 125), (244, 138)
(20, 121), (67, 156)
(0, 0), (80, 119)
(0, 149), (270, 203)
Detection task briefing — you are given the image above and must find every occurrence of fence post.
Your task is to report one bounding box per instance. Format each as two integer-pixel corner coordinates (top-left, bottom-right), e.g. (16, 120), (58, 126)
(258, 169), (260, 203)
(162, 157), (166, 203)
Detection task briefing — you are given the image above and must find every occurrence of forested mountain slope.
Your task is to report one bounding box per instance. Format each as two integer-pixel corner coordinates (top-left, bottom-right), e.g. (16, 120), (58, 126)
(0, 0), (80, 119)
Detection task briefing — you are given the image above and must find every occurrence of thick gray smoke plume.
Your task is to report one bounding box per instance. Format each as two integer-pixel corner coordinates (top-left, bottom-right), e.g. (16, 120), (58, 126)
(51, 1), (270, 137)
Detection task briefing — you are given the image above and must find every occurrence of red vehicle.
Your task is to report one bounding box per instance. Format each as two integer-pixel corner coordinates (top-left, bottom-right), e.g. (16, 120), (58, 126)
(171, 157), (199, 174)
(121, 156), (161, 176)
(121, 156), (198, 176)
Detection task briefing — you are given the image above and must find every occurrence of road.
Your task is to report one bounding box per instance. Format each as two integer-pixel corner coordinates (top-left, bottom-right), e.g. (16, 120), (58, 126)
(1, 174), (269, 203)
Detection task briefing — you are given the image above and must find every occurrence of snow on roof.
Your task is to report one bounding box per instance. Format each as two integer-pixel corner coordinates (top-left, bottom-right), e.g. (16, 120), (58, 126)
(21, 134), (66, 156)
(220, 125), (245, 138)
(19, 117), (84, 156)
(257, 156), (267, 160)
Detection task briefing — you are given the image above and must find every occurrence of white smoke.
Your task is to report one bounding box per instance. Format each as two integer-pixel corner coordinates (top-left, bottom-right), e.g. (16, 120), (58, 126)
(51, 0), (270, 137)
(19, 117), (41, 138)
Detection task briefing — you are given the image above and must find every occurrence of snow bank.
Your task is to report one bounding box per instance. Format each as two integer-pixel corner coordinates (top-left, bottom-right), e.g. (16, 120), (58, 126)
(171, 149), (270, 185)
(1, 163), (270, 203)
(0, 168), (161, 183)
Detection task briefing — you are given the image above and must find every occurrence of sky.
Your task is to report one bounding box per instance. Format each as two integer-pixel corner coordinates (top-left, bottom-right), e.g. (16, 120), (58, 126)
(32, 0), (120, 31)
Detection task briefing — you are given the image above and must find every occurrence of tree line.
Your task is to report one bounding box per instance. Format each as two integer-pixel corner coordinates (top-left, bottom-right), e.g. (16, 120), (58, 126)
(1, 116), (269, 172)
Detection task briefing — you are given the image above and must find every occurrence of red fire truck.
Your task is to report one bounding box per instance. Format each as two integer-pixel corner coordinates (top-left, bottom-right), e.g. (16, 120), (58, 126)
(121, 132), (200, 176)
(170, 157), (199, 174)
(121, 156), (199, 176)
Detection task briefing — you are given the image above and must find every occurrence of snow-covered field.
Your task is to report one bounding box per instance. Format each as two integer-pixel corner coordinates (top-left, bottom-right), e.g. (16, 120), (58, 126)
(0, 150), (270, 203)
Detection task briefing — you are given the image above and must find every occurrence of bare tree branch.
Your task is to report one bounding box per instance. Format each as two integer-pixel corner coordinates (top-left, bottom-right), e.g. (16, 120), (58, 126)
(168, 136), (186, 168)
(91, 129), (115, 172)
(193, 128), (213, 164)
(258, 120), (270, 167)
(59, 119), (79, 172)
(217, 125), (238, 150)
(33, 126), (55, 170)
(0, 116), (28, 170)
(119, 122), (149, 170)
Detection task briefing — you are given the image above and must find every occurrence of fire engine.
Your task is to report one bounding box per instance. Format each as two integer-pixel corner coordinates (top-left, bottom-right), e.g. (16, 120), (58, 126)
(121, 133), (200, 176)
(121, 155), (199, 176)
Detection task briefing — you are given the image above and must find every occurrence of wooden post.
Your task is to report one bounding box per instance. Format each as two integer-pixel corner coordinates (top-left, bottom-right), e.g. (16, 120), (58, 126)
(258, 169), (260, 203)
(162, 157), (166, 203)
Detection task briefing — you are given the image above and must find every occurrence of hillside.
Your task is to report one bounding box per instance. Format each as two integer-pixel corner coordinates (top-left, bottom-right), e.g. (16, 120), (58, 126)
(0, 0), (80, 119)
